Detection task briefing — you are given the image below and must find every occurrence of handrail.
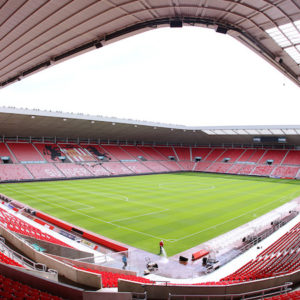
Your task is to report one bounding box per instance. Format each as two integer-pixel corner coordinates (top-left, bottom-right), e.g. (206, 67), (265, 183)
(168, 282), (293, 300)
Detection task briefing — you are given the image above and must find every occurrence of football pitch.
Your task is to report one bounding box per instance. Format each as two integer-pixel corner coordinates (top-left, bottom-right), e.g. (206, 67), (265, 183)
(0, 172), (300, 256)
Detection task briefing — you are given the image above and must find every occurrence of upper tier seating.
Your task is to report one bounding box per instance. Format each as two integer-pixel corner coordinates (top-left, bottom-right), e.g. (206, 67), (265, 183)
(0, 143), (16, 163)
(74, 266), (153, 288)
(282, 150), (300, 165)
(221, 222), (300, 282)
(271, 166), (300, 178)
(26, 163), (64, 179)
(120, 146), (153, 160)
(259, 150), (288, 165)
(206, 162), (233, 173)
(0, 207), (71, 248)
(0, 164), (33, 181)
(264, 290), (300, 300)
(58, 144), (95, 162)
(122, 162), (152, 174)
(54, 163), (92, 177)
(100, 145), (134, 161)
(81, 144), (112, 161)
(82, 163), (111, 176)
(0, 274), (62, 300)
(216, 149), (245, 163)
(154, 147), (177, 160)
(205, 149), (226, 162)
(252, 165), (274, 176)
(141, 161), (169, 172)
(178, 161), (195, 171)
(101, 162), (133, 175)
(136, 146), (166, 160)
(174, 147), (191, 161)
(34, 143), (62, 162)
(236, 149), (256, 162)
(7, 143), (45, 163)
(191, 148), (212, 161)
(247, 149), (266, 163)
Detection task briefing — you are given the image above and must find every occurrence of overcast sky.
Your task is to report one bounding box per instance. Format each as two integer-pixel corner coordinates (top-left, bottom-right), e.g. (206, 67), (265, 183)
(1, 26), (300, 127)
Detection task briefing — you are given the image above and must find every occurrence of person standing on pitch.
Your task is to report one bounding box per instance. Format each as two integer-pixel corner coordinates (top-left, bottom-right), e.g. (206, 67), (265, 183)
(159, 240), (164, 255)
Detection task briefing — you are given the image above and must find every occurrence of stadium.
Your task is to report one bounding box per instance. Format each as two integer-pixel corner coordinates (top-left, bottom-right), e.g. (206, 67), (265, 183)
(0, 1), (300, 300)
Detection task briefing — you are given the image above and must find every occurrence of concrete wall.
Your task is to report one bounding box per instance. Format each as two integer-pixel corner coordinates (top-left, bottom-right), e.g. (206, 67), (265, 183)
(19, 234), (94, 260)
(0, 224), (102, 289)
(0, 262), (83, 300)
(118, 270), (300, 300)
(83, 291), (132, 300)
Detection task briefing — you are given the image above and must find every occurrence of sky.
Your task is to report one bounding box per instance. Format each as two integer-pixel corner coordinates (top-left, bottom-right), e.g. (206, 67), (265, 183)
(1, 26), (300, 127)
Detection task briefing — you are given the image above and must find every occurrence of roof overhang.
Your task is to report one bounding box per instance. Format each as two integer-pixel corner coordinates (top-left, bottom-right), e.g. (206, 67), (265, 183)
(0, 1), (300, 88)
(1, 107), (300, 146)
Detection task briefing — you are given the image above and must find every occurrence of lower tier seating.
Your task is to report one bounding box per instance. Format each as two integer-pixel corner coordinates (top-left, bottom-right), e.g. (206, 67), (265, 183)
(178, 161), (195, 171)
(122, 162), (152, 174)
(0, 164), (33, 181)
(101, 162), (133, 175)
(264, 290), (300, 300)
(271, 166), (300, 178)
(74, 266), (153, 288)
(141, 161), (169, 172)
(0, 252), (23, 268)
(206, 162), (233, 173)
(252, 165), (274, 176)
(0, 207), (71, 248)
(82, 163), (111, 176)
(194, 161), (211, 171)
(221, 222), (300, 282)
(0, 274), (62, 300)
(159, 161), (182, 171)
(26, 163), (64, 179)
(55, 163), (92, 177)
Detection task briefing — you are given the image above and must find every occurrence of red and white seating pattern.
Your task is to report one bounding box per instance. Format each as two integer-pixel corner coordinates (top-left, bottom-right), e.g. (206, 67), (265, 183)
(54, 163), (92, 178)
(58, 144), (95, 162)
(0, 164), (33, 181)
(26, 164), (64, 179)
(0, 207), (71, 248)
(7, 143), (44, 162)
(0, 143), (17, 163)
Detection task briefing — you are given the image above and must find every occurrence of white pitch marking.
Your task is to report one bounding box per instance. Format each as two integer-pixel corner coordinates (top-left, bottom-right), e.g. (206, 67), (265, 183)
(111, 208), (169, 222)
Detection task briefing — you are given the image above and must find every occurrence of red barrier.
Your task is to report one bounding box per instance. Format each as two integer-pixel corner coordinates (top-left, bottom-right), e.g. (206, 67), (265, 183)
(35, 212), (73, 232)
(192, 249), (209, 261)
(36, 211), (128, 252)
(82, 232), (128, 252)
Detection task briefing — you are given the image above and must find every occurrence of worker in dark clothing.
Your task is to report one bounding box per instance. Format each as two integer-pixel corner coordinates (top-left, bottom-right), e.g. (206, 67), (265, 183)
(159, 240), (164, 255)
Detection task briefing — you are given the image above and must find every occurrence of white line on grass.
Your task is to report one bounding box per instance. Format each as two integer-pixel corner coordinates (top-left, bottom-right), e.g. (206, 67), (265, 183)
(3, 186), (170, 242)
(110, 208), (169, 222)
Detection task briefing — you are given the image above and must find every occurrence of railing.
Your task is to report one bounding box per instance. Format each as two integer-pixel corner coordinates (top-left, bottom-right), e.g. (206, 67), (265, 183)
(168, 282), (293, 300)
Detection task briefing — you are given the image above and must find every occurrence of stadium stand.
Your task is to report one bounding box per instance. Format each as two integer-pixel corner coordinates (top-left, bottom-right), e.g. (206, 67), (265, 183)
(264, 290), (300, 300)
(237, 149), (256, 162)
(122, 161), (152, 173)
(252, 165), (274, 176)
(0, 143), (16, 163)
(0, 164), (33, 181)
(34, 143), (63, 162)
(205, 148), (226, 162)
(82, 163), (111, 176)
(0, 274), (62, 300)
(159, 160), (182, 171)
(271, 166), (300, 178)
(26, 163), (64, 179)
(7, 143), (45, 163)
(0, 207), (71, 248)
(221, 222), (300, 282)
(120, 145), (153, 160)
(174, 147), (191, 161)
(101, 162), (133, 175)
(81, 144), (112, 161)
(54, 163), (92, 178)
(178, 161), (195, 171)
(194, 161), (212, 171)
(141, 161), (169, 172)
(191, 147), (212, 161)
(0, 252), (24, 268)
(154, 147), (177, 160)
(74, 266), (153, 288)
(216, 148), (245, 163)
(248, 149), (266, 163)
(137, 146), (166, 160)
(259, 150), (288, 165)
(238, 164), (257, 175)
(282, 150), (300, 165)
(226, 164), (244, 174)
(58, 144), (95, 162)
(101, 145), (133, 161)
(206, 162), (233, 173)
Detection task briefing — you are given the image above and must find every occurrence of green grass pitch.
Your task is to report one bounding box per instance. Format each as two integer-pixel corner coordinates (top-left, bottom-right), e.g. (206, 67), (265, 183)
(1, 172), (300, 256)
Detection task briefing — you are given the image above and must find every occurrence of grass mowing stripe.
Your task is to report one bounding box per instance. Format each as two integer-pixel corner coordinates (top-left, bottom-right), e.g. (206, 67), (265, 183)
(1, 173), (299, 255)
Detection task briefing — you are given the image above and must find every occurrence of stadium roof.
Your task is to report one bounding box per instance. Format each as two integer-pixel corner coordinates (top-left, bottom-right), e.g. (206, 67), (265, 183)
(1, 107), (300, 146)
(0, 1), (300, 88)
